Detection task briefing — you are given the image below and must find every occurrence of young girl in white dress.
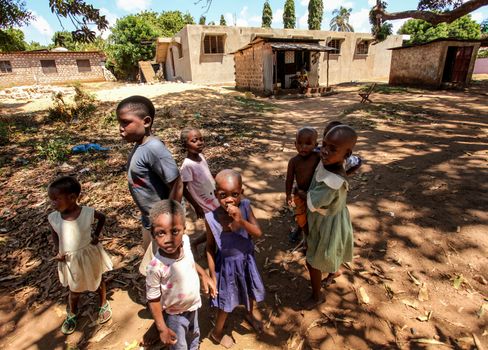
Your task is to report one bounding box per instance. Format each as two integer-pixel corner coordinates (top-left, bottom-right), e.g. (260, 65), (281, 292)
(47, 176), (113, 335)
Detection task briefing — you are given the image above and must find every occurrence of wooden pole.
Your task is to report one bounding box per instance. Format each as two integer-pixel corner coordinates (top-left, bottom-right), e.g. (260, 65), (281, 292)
(327, 51), (330, 89)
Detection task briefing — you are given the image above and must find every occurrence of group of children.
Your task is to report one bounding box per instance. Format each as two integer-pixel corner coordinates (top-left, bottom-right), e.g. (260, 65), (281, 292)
(46, 95), (359, 349)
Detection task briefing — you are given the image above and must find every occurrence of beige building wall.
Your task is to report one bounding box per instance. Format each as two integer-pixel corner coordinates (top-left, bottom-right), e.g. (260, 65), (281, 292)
(162, 25), (403, 85)
(0, 51), (105, 88)
(389, 41), (481, 88)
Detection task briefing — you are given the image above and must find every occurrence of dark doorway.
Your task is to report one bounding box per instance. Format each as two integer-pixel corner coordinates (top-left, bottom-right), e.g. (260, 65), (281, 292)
(275, 50), (311, 89)
(276, 51), (285, 88)
(442, 46), (473, 84)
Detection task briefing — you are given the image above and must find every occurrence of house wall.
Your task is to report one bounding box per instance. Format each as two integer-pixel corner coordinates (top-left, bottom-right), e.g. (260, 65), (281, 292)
(389, 41), (480, 88)
(234, 42), (268, 92)
(162, 25), (403, 85)
(0, 51), (105, 88)
(474, 57), (488, 74)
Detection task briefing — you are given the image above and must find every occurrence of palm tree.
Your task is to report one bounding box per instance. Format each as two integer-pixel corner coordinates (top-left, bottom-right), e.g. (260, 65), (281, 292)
(330, 6), (354, 32)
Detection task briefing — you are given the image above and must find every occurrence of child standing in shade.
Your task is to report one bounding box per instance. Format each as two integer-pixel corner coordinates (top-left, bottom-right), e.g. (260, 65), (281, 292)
(285, 127), (320, 242)
(322, 121), (362, 175)
(116, 95), (183, 275)
(206, 169), (265, 348)
(299, 125), (358, 309)
(180, 127), (220, 252)
(47, 176), (113, 334)
(146, 200), (215, 349)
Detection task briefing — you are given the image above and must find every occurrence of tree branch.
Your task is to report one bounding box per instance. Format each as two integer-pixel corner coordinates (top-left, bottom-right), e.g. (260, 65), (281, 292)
(375, 0), (488, 25)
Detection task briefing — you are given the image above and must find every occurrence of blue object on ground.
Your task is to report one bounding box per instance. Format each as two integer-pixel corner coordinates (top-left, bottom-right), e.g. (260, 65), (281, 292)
(71, 143), (109, 153)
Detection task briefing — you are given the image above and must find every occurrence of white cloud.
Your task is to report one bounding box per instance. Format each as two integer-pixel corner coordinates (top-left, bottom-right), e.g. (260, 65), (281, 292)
(471, 11), (485, 23)
(272, 8), (284, 27)
(390, 18), (409, 34)
(324, 0), (354, 12)
(300, 0), (309, 6)
(116, 0), (151, 12)
(97, 8), (118, 39)
(29, 11), (54, 38)
(223, 7), (261, 27)
(350, 8), (371, 33)
(299, 12), (308, 29)
(367, 0), (376, 6)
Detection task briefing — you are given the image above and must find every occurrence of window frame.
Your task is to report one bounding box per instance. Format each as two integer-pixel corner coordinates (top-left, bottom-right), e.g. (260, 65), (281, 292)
(0, 60), (13, 73)
(356, 40), (371, 55)
(76, 59), (91, 73)
(203, 35), (225, 54)
(40, 60), (58, 74)
(328, 39), (343, 55)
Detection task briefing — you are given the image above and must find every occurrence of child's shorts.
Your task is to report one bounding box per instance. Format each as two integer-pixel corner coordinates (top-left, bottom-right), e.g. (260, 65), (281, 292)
(164, 309), (200, 350)
(293, 195), (307, 228)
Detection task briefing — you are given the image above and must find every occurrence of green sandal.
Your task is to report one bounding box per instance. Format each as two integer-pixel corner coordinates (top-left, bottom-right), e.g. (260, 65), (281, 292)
(98, 301), (112, 324)
(61, 313), (77, 335)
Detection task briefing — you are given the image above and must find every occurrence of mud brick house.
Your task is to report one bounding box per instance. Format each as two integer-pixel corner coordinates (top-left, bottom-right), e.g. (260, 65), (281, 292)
(389, 39), (481, 88)
(155, 25), (403, 90)
(0, 49), (106, 88)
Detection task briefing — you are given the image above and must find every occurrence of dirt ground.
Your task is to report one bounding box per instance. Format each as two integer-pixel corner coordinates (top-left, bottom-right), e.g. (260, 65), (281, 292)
(0, 79), (487, 350)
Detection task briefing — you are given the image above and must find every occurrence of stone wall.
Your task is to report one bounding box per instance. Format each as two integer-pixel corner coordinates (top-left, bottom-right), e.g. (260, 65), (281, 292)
(0, 51), (106, 88)
(234, 43), (266, 92)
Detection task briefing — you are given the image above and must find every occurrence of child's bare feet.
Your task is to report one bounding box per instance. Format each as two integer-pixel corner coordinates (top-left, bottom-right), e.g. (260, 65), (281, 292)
(244, 312), (264, 334)
(322, 271), (341, 288)
(140, 322), (160, 347)
(209, 330), (235, 348)
(302, 294), (325, 310)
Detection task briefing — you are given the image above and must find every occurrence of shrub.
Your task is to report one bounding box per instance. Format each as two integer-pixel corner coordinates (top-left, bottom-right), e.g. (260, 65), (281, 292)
(48, 83), (96, 123)
(36, 138), (70, 162)
(0, 121), (9, 145)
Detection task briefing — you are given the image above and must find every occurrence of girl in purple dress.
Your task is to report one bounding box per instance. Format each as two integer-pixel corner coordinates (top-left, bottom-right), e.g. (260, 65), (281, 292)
(205, 169), (265, 348)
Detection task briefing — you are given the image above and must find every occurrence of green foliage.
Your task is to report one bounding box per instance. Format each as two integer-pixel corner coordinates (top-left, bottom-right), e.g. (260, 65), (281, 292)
(48, 83), (96, 123)
(25, 40), (47, 51)
(481, 19), (488, 33)
(199, 15), (206, 25)
(0, 0), (32, 28)
(376, 22), (393, 41)
(220, 15), (226, 26)
(283, 0), (296, 29)
(330, 6), (354, 32)
(107, 11), (193, 79)
(0, 28), (26, 51)
(478, 48), (488, 58)
(51, 30), (106, 51)
(0, 121), (9, 145)
(102, 111), (118, 126)
(262, 0), (273, 28)
(398, 15), (481, 44)
(308, 0), (323, 30)
(36, 137), (71, 163)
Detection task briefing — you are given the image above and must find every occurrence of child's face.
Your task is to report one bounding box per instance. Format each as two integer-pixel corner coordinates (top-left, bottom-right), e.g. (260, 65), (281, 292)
(48, 188), (77, 213)
(295, 132), (317, 158)
(117, 110), (151, 143)
(320, 132), (351, 166)
(186, 130), (204, 155)
(215, 178), (243, 209)
(152, 213), (185, 258)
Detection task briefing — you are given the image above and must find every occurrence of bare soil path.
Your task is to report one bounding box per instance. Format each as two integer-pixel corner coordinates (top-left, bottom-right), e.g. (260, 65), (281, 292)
(0, 81), (487, 350)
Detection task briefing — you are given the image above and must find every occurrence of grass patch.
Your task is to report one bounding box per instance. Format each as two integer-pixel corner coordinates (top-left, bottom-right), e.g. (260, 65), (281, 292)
(234, 96), (276, 112)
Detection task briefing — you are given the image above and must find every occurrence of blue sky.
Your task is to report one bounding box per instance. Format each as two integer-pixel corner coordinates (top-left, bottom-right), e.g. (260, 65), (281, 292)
(20, 0), (488, 45)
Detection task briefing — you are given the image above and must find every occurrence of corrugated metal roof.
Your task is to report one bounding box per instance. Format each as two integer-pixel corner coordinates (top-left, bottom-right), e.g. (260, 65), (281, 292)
(269, 42), (335, 51)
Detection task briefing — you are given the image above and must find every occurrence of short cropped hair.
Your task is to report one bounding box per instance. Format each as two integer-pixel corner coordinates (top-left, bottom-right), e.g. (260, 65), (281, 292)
(296, 126), (318, 139)
(180, 126), (199, 150)
(327, 124), (357, 146)
(48, 176), (81, 196)
(215, 169), (242, 188)
(323, 121), (343, 136)
(149, 199), (186, 226)
(116, 95), (155, 121)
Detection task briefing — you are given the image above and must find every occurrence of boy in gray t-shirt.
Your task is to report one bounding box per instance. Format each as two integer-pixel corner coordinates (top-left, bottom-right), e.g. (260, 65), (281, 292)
(116, 95), (183, 275)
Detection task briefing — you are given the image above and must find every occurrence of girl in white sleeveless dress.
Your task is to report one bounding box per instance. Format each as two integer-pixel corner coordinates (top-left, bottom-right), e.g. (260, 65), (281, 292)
(47, 176), (113, 335)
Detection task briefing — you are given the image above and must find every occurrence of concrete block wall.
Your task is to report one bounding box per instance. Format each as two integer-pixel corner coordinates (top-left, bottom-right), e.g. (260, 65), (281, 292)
(0, 52), (106, 88)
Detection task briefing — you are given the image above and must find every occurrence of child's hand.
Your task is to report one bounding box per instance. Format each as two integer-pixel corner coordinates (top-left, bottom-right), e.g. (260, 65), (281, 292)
(286, 195), (294, 207)
(159, 327), (178, 346)
(90, 235), (99, 245)
(54, 253), (66, 262)
(195, 206), (205, 219)
(226, 204), (242, 231)
(201, 274), (218, 298)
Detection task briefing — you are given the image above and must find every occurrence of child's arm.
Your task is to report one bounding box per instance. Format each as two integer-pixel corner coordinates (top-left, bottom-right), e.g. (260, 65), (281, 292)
(205, 221), (217, 287)
(91, 210), (106, 245)
(194, 262), (217, 298)
(227, 204), (262, 238)
(168, 176), (183, 203)
(147, 298), (177, 346)
(183, 182), (205, 218)
(49, 226), (65, 261)
(285, 158), (296, 206)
